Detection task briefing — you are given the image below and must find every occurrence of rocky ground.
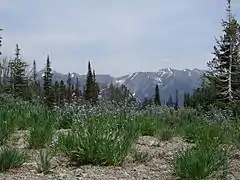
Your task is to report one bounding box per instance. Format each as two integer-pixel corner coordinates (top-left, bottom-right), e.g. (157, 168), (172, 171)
(0, 131), (240, 180)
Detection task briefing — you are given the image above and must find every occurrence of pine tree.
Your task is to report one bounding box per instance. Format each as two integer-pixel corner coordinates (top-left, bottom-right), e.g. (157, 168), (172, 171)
(31, 60), (41, 98)
(67, 72), (72, 103)
(154, 84), (161, 105)
(205, 0), (240, 102)
(54, 81), (60, 105)
(43, 55), (54, 107)
(92, 69), (100, 103)
(84, 61), (99, 104)
(9, 44), (28, 99)
(174, 89), (179, 110)
(33, 60), (37, 84)
(141, 97), (153, 108)
(73, 77), (82, 103)
(74, 77), (81, 97)
(166, 95), (173, 107)
(59, 80), (66, 105)
(183, 93), (188, 107)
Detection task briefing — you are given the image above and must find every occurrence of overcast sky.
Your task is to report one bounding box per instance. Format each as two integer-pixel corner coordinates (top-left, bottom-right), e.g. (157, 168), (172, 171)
(0, 0), (240, 77)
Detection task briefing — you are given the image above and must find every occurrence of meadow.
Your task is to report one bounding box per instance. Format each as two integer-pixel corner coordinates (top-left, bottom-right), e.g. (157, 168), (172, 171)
(0, 93), (240, 180)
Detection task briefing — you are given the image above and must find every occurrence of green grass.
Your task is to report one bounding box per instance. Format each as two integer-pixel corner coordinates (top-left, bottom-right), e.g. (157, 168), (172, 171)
(0, 147), (28, 172)
(58, 116), (139, 166)
(28, 119), (55, 149)
(132, 149), (151, 163)
(0, 114), (15, 145)
(155, 125), (175, 141)
(36, 149), (53, 174)
(137, 117), (157, 136)
(171, 145), (229, 180)
(1, 93), (240, 180)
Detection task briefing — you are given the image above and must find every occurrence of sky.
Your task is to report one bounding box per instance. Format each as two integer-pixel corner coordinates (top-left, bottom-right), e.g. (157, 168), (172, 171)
(0, 0), (240, 77)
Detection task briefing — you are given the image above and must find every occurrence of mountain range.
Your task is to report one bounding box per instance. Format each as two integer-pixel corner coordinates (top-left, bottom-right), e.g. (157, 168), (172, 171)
(37, 68), (206, 105)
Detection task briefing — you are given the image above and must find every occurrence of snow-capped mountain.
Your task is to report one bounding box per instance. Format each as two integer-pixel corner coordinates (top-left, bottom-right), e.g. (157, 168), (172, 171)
(37, 68), (205, 105)
(115, 68), (205, 105)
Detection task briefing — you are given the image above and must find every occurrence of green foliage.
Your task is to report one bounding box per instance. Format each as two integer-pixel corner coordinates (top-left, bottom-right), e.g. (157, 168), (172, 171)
(137, 117), (157, 136)
(171, 145), (229, 180)
(9, 44), (29, 99)
(0, 110), (15, 145)
(43, 55), (54, 107)
(108, 83), (135, 104)
(0, 147), (28, 172)
(58, 117), (139, 166)
(132, 149), (151, 163)
(84, 61), (99, 104)
(156, 126), (174, 141)
(28, 118), (55, 149)
(183, 121), (226, 146)
(154, 84), (161, 105)
(36, 149), (53, 174)
(59, 80), (66, 105)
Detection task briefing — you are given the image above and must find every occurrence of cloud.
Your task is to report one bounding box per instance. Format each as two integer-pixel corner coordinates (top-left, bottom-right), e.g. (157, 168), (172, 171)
(0, 0), (240, 76)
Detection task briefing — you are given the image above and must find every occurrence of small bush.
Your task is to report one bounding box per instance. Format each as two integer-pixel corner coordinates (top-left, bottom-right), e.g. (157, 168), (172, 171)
(36, 150), (53, 174)
(171, 145), (229, 180)
(0, 147), (27, 172)
(58, 117), (139, 166)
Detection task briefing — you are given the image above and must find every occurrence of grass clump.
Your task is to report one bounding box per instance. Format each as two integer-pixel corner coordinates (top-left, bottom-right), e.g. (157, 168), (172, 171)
(137, 117), (157, 136)
(0, 147), (28, 172)
(36, 149), (53, 174)
(132, 149), (151, 163)
(171, 144), (229, 180)
(155, 126), (175, 141)
(0, 109), (15, 145)
(58, 116), (139, 166)
(28, 119), (55, 149)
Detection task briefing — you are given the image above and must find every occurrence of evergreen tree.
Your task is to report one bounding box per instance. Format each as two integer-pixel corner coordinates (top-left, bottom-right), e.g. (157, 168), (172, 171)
(33, 60), (37, 84)
(154, 84), (161, 105)
(73, 77), (82, 103)
(9, 44), (28, 98)
(141, 97), (153, 108)
(107, 83), (135, 103)
(43, 55), (54, 107)
(183, 93), (188, 107)
(84, 61), (93, 102)
(67, 72), (72, 103)
(174, 89), (179, 110)
(54, 81), (60, 105)
(59, 80), (66, 105)
(74, 77), (81, 97)
(84, 61), (100, 104)
(31, 60), (41, 98)
(166, 95), (173, 107)
(92, 69), (100, 103)
(205, 0), (240, 102)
